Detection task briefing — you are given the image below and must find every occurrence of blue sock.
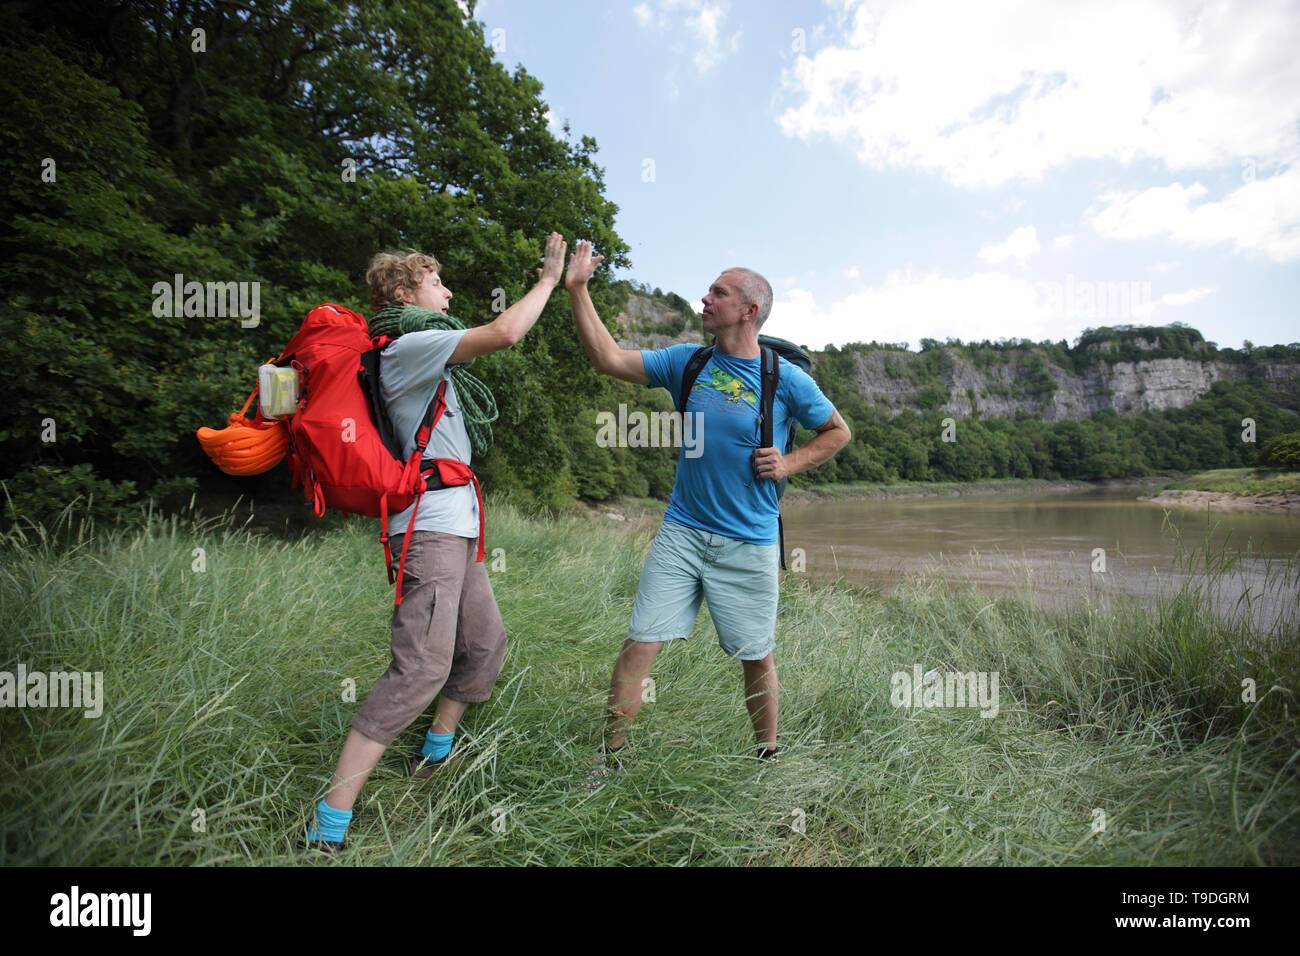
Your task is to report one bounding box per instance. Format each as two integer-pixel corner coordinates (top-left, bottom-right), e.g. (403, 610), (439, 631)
(306, 798), (352, 844)
(423, 730), (455, 762)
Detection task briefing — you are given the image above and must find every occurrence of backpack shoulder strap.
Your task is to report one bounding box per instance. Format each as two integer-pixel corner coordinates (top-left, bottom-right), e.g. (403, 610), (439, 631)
(359, 347), (403, 460)
(760, 346), (788, 571)
(359, 348), (449, 461)
(760, 346), (779, 449)
(414, 380), (449, 454)
(679, 346), (714, 414)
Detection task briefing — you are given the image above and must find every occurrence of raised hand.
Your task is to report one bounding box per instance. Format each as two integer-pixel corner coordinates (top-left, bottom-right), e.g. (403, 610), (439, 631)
(537, 231), (567, 285)
(565, 239), (605, 290)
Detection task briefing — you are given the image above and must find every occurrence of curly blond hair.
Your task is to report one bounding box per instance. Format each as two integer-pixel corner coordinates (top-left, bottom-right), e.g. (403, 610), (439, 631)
(365, 250), (442, 310)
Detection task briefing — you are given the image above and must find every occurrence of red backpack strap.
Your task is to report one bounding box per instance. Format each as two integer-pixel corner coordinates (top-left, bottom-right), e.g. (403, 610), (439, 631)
(386, 379), (473, 603)
(379, 493), (395, 584)
(468, 472), (485, 563)
(414, 381), (448, 454)
(392, 489), (424, 605)
(419, 459), (485, 564)
(385, 379), (451, 604)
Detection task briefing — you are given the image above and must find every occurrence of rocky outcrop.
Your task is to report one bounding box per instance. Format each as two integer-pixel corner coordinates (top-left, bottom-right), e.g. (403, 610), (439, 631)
(844, 349), (1300, 422)
(612, 293), (703, 350)
(616, 328), (705, 351)
(611, 291), (1300, 422)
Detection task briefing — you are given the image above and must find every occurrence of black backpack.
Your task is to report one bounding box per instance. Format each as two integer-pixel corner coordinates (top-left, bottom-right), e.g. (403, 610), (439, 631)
(676, 335), (813, 570)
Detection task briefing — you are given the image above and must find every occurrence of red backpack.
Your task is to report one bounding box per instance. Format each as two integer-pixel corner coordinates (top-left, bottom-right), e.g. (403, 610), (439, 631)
(274, 303), (485, 605)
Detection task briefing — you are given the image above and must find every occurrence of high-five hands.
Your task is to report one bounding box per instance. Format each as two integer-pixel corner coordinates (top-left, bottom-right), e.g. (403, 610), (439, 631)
(751, 446), (790, 481)
(565, 239), (604, 290)
(537, 232), (567, 284)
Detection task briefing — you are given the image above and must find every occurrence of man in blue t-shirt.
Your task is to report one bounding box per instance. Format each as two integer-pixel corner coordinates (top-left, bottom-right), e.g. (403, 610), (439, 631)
(565, 241), (852, 765)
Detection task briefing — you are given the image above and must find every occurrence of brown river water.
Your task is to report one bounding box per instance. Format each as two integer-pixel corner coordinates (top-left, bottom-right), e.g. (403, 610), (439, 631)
(780, 483), (1300, 640)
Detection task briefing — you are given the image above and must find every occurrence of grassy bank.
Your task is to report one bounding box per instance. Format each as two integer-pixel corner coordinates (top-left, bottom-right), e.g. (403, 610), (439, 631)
(1162, 468), (1300, 496)
(1, 500), (1297, 865)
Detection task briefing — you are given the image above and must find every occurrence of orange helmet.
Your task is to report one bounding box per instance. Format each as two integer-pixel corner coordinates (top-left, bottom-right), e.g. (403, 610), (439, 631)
(197, 390), (289, 476)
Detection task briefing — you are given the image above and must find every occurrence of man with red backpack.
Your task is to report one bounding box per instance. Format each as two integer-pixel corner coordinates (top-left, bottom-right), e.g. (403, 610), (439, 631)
(303, 232), (567, 852)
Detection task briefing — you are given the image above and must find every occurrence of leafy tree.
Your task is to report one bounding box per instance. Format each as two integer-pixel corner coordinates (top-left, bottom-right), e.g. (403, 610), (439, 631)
(1, 0), (631, 521)
(1260, 432), (1300, 470)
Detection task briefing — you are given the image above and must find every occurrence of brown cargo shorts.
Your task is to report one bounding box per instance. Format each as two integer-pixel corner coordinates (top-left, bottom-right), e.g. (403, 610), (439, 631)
(351, 530), (507, 748)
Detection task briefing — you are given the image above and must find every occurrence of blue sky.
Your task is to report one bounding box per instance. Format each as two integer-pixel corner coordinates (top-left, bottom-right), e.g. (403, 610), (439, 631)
(469, 0), (1299, 352)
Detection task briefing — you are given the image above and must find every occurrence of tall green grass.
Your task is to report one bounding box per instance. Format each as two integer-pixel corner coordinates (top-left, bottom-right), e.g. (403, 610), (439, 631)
(1162, 467), (1300, 496)
(1, 496), (1296, 865)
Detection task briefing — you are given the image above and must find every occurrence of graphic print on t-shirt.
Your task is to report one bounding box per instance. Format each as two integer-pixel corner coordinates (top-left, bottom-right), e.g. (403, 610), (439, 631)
(691, 366), (759, 415)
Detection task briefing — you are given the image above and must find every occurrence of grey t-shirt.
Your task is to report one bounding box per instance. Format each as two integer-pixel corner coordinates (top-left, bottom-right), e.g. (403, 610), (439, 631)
(379, 328), (480, 540)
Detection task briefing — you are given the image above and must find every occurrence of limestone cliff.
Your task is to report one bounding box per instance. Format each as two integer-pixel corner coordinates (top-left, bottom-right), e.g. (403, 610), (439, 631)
(842, 349), (1300, 422)
(610, 291), (1300, 421)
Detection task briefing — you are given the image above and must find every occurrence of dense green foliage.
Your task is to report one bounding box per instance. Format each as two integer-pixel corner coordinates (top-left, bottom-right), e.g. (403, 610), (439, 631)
(1, 0), (646, 519)
(1260, 432), (1300, 470)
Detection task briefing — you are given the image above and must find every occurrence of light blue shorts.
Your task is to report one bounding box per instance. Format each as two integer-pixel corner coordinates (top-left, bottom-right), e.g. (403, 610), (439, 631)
(627, 520), (779, 660)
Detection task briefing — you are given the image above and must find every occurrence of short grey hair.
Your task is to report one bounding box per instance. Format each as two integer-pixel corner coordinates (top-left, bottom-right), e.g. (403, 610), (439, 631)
(722, 267), (773, 329)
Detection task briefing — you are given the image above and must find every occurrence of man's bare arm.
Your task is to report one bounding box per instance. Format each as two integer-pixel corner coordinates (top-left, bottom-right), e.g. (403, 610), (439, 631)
(751, 410), (853, 480)
(565, 240), (649, 385)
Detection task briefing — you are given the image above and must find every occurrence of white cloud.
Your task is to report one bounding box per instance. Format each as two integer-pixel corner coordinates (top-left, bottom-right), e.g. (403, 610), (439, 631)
(978, 225), (1039, 268)
(1128, 283), (1215, 319)
(633, 0), (739, 72)
(764, 266), (1184, 348)
(843, 265), (861, 278)
(1087, 165), (1300, 263)
(765, 268), (1065, 348)
(1160, 285), (1216, 306)
(1150, 260), (1181, 273)
(690, 3), (721, 59)
(778, 0), (1300, 189)
(1051, 234), (1074, 251)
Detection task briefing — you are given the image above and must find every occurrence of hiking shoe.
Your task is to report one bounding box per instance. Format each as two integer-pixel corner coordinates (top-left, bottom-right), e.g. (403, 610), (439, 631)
(299, 833), (346, 854)
(407, 750), (450, 779)
(581, 749), (624, 793)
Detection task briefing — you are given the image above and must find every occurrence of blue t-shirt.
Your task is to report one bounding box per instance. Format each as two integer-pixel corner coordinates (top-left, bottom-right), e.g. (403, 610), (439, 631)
(641, 344), (835, 545)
